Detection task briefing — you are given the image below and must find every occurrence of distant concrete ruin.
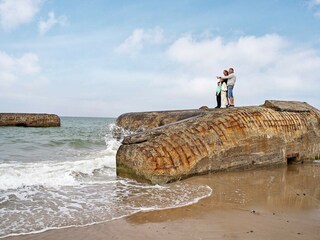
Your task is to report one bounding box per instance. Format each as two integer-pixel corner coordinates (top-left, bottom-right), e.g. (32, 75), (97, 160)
(0, 113), (60, 127)
(115, 100), (320, 184)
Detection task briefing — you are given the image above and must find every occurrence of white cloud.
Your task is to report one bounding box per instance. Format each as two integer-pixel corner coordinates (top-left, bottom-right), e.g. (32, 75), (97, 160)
(165, 34), (320, 108)
(0, 51), (41, 88)
(0, 51), (50, 114)
(0, 52), (17, 87)
(38, 11), (67, 35)
(0, 0), (43, 30)
(16, 53), (41, 74)
(0, 51), (14, 69)
(116, 27), (164, 54)
(167, 34), (285, 73)
(310, 0), (320, 5)
(308, 0), (320, 16)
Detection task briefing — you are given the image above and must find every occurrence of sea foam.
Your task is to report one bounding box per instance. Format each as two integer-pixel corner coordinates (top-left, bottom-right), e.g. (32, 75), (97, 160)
(0, 118), (212, 238)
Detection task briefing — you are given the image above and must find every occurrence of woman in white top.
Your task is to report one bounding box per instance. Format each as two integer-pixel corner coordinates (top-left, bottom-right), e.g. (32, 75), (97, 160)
(219, 70), (229, 108)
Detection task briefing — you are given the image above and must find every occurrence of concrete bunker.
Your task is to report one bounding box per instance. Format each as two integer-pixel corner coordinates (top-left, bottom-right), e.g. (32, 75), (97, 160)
(116, 100), (320, 184)
(0, 113), (60, 127)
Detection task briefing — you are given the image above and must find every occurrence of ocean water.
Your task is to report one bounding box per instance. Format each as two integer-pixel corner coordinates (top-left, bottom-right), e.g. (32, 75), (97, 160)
(0, 117), (212, 238)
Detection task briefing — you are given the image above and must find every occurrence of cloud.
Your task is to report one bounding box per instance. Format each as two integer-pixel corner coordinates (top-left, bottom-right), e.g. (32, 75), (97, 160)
(0, 51), (51, 114)
(38, 11), (67, 35)
(0, 0), (43, 30)
(0, 51), (41, 88)
(16, 53), (41, 74)
(308, 0), (320, 16)
(165, 34), (320, 108)
(167, 34), (285, 72)
(116, 27), (164, 54)
(310, 0), (320, 5)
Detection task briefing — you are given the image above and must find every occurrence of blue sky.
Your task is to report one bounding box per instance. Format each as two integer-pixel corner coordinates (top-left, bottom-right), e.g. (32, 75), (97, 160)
(1, 0), (320, 117)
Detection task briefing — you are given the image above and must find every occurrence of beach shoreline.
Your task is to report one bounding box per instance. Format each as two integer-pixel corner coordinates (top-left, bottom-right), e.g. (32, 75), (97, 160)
(4, 164), (320, 240)
(4, 198), (319, 240)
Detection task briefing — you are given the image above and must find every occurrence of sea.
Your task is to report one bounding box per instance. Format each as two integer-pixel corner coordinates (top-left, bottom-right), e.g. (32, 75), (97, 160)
(0, 117), (212, 238)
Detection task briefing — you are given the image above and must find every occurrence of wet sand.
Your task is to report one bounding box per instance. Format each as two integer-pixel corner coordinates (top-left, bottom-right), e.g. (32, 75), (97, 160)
(5, 164), (320, 240)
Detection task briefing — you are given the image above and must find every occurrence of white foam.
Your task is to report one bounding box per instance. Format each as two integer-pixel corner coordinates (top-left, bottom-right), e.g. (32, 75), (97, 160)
(0, 125), (120, 190)
(0, 121), (215, 238)
(0, 180), (212, 239)
(0, 152), (116, 190)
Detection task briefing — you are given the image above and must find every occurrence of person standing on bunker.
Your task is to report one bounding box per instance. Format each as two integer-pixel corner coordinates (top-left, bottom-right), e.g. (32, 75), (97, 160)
(215, 81), (221, 108)
(218, 70), (229, 108)
(218, 68), (236, 107)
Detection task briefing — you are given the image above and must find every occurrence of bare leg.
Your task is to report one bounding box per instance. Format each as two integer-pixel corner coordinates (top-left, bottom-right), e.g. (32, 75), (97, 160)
(230, 98), (234, 106)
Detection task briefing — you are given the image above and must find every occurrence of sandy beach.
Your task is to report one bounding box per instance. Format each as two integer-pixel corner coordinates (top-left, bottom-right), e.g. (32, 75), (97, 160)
(4, 164), (320, 240)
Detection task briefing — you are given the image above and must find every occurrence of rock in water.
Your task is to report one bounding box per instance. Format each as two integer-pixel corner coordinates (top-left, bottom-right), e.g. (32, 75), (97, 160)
(116, 100), (320, 184)
(0, 113), (60, 127)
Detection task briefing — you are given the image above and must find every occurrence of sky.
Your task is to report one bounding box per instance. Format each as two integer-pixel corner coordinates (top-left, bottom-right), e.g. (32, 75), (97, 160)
(1, 0), (320, 117)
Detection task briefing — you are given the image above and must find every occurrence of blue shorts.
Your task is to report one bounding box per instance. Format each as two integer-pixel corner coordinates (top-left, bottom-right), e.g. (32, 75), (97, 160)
(227, 85), (234, 98)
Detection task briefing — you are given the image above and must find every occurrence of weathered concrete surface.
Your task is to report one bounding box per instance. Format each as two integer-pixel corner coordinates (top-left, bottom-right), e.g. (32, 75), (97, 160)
(116, 100), (320, 184)
(116, 109), (209, 132)
(0, 113), (61, 127)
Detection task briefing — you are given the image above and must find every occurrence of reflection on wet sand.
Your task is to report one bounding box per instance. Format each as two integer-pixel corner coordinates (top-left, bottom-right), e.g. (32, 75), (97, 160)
(187, 163), (320, 210)
(127, 163), (320, 226)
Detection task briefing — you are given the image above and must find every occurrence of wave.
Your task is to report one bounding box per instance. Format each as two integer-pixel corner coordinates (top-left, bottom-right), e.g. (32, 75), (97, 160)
(0, 153), (117, 190)
(0, 180), (212, 238)
(0, 120), (121, 190)
(0, 119), (213, 238)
